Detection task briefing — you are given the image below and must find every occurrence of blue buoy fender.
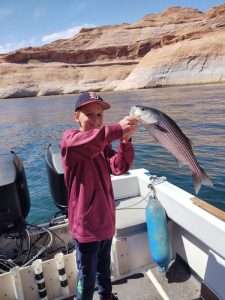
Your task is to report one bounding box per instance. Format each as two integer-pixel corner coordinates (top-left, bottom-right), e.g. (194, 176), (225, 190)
(145, 187), (171, 271)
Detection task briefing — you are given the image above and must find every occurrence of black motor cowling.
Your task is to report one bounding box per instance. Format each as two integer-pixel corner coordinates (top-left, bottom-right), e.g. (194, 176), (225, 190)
(0, 151), (30, 234)
(45, 145), (67, 213)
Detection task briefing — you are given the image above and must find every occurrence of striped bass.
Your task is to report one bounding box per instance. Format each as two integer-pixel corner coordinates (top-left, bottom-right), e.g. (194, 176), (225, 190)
(130, 105), (213, 194)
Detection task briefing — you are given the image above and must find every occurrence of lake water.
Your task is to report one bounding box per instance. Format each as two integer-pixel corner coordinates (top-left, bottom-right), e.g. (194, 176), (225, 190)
(0, 84), (225, 224)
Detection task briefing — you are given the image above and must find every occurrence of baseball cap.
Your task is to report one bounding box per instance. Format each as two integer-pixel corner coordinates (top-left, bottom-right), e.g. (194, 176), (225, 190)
(75, 91), (111, 111)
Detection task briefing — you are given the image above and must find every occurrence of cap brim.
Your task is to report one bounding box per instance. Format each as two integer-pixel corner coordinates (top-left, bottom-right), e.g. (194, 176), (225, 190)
(77, 99), (111, 110)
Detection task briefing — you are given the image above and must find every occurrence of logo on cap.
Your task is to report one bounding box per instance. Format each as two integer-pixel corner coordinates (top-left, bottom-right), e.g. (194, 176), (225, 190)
(88, 92), (102, 100)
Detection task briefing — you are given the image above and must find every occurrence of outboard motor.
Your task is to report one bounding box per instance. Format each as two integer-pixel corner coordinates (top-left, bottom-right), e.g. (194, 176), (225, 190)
(0, 151), (30, 234)
(45, 144), (67, 213)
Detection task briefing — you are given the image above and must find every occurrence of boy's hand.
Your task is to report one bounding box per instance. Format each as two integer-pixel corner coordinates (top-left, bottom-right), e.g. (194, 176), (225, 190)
(119, 116), (139, 142)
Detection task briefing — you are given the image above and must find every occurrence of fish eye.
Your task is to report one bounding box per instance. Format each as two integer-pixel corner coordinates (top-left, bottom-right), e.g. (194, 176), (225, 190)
(141, 108), (145, 111)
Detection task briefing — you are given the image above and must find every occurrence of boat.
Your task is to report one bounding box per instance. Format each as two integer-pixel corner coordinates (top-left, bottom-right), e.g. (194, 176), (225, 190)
(0, 146), (225, 300)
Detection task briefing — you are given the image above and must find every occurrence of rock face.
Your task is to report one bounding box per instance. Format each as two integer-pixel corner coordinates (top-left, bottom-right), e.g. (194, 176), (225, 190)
(1, 5), (225, 98)
(116, 31), (225, 90)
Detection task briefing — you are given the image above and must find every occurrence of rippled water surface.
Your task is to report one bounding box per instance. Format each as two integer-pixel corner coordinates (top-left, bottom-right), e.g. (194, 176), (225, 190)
(0, 84), (225, 223)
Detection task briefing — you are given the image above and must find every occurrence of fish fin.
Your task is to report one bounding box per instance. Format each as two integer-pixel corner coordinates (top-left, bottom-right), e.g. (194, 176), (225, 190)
(188, 137), (193, 146)
(177, 160), (186, 168)
(192, 173), (202, 194)
(192, 168), (213, 194)
(143, 122), (168, 133)
(154, 124), (169, 133)
(150, 135), (159, 143)
(201, 167), (213, 188)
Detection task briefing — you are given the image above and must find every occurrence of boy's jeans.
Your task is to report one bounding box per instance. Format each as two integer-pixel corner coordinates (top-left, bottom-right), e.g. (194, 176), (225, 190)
(75, 239), (112, 300)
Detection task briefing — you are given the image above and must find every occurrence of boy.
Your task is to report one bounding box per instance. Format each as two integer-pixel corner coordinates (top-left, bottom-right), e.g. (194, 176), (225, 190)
(60, 91), (139, 300)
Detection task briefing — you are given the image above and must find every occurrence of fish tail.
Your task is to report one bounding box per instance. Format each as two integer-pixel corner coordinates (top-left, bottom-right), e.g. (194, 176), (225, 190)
(192, 167), (213, 194)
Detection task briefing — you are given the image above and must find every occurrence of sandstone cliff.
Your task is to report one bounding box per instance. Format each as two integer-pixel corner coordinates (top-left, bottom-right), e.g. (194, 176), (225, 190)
(1, 5), (225, 98)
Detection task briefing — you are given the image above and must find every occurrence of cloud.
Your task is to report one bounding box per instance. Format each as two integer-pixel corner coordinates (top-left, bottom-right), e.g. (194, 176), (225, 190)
(0, 24), (95, 53)
(41, 24), (95, 43)
(0, 42), (26, 53)
(0, 38), (38, 54)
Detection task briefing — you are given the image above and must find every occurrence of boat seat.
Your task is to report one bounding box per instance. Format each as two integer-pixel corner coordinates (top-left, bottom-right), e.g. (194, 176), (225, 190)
(115, 195), (147, 237)
(45, 144), (67, 212)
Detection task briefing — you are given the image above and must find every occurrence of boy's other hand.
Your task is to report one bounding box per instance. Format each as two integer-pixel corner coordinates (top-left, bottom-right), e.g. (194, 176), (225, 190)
(119, 116), (139, 142)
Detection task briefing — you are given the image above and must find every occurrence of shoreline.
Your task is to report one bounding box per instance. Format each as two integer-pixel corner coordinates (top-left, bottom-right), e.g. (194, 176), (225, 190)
(1, 81), (225, 100)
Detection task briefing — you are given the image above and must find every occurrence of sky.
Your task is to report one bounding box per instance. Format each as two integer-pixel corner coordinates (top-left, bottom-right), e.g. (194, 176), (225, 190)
(0, 0), (225, 53)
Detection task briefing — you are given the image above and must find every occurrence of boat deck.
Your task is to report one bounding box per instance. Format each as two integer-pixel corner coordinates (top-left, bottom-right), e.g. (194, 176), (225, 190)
(65, 256), (201, 300)
(102, 257), (200, 300)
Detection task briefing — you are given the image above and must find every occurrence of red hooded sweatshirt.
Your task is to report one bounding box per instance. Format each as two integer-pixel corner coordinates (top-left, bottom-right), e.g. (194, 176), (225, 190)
(60, 124), (134, 243)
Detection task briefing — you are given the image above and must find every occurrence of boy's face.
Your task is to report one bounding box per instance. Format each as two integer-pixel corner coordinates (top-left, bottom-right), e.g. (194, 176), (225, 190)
(74, 102), (104, 131)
